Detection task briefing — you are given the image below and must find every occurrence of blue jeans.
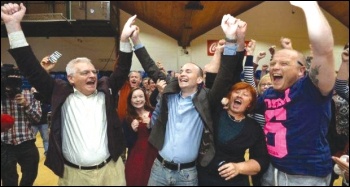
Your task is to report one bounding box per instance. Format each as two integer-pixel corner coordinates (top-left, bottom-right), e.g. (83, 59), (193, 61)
(1, 140), (39, 186)
(147, 158), (198, 186)
(31, 123), (49, 155)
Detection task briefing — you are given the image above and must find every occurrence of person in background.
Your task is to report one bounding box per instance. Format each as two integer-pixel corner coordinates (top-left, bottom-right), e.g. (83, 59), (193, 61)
(328, 88), (349, 186)
(254, 64), (269, 83)
(257, 1), (336, 185)
(123, 88), (157, 186)
(1, 64), (42, 186)
(1, 3), (135, 185)
(335, 43), (349, 102)
(142, 77), (150, 94)
(117, 71), (143, 164)
(31, 86), (51, 156)
(329, 43), (349, 186)
(257, 74), (272, 96)
(332, 154), (349, 186)
(117, 71), (142, 121)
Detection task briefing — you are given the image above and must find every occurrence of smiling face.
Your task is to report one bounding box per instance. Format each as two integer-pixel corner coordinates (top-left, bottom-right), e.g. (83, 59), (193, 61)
(178, 63), (203, 95)
(226, 82), (257, 115)
(67, 58), (98, 96)
(269, 49), (305, 92)
(258, 74), (272, 95)
(148, 79), (156, 91)
(129, 71), (142, 88)
(130, 89), (146, 109)
(228, 88), (253, 115)
(142, 78), (150, 90)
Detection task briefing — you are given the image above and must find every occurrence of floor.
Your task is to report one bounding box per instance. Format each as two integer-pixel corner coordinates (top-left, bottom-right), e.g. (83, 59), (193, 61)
(15, 134), (344, 186)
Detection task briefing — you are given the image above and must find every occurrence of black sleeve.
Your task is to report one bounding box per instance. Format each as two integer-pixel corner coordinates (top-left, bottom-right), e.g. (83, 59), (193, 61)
(149, 89), (159, 107)
(205, 72), (217, 89)
(121, 119), (137, 149)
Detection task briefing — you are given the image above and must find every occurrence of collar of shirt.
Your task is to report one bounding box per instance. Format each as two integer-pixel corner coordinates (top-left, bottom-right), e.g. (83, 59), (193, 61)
(179, 91), (197, 99)
(73, 87), (98, 98)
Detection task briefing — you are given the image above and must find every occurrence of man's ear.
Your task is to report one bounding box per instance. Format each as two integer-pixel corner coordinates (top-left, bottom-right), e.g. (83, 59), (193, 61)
(298, 66), (306, 77)
(67, 75), (74, 85)
(197, 77), (203, 84)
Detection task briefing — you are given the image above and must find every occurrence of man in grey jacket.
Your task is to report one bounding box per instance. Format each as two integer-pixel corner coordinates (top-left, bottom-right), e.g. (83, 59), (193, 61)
(128, 14), (247, 185)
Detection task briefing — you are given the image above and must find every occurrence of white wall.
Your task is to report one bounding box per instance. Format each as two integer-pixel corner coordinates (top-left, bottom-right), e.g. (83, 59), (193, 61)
(191, 1), (348, 70)
(1, 1), (348, 72)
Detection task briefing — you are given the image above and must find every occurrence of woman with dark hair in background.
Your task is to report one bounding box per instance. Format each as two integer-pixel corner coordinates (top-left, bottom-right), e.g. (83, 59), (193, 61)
(122, 88), (157, 186)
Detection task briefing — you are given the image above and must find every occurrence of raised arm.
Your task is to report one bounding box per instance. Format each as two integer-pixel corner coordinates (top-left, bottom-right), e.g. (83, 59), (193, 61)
(1, 3), (26, 34)
(253, 51), (266, 73)
(209, 15), (245, 106)
(40, 56), (56, 73)
(2, 3), (55, 100)
(109, 15), (135, 93)
(204, 39), (225, 88)
(335, 44), (349, 101)
(130, 20), (167, 83)
(204, 39), (225, 74)
(291, 1), (335, 96)
(244, 39), (257, 90)
(280, 37), (293, 50)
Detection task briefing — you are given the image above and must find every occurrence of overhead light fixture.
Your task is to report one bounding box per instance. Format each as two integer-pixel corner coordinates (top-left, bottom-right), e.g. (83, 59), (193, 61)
(185, 1), (204, 10)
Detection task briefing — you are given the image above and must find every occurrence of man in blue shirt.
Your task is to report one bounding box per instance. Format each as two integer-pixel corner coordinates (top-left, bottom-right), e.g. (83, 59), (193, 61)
(129, 14), (247, 185)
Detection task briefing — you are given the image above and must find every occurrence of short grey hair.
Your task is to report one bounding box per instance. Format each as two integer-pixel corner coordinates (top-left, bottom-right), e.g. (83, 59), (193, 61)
(66, 57), (93, 76)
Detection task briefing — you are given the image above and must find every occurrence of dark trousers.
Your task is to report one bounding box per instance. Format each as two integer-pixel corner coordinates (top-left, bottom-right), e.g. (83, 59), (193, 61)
(1, 139), (39, 186)
(197, 165), (250, 186)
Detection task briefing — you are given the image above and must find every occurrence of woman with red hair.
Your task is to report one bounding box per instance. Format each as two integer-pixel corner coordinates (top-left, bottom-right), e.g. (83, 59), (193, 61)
(197, 82), (269, 186)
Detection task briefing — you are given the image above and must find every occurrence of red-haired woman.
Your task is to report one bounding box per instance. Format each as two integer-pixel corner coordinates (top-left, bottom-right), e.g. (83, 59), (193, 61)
(197, 82), (269, 186)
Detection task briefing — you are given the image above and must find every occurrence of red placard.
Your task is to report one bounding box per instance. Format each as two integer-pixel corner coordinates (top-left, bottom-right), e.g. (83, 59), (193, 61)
(207, 40), (219, 56)
(207, 40), (251, 56)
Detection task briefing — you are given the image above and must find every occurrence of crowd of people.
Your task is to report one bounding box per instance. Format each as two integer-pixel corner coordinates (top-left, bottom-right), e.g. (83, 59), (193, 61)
(1, 1), (348, 186)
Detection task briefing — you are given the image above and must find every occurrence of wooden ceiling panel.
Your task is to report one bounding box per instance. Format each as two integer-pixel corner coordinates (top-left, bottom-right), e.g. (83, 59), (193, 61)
(116, 1), (263, 47)
(2, 1), (347, 42)
(319, 1), (349, 28)
(190, 2), (263, 40)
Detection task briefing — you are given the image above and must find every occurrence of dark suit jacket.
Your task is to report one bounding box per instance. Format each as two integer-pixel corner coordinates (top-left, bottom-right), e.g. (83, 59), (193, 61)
(9, 46), (132, 177)
(134, 46), (244, 167)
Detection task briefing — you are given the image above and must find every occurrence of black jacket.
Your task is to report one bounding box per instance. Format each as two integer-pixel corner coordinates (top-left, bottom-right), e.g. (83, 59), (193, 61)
(9, 46), (132, 177)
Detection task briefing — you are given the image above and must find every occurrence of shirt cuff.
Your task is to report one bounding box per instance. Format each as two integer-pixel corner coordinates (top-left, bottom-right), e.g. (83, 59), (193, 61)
(223, 43), (238, 56)
(119, 41), (132, 53)
(133, 43), (144, 51)
(8, 31), (29, 49)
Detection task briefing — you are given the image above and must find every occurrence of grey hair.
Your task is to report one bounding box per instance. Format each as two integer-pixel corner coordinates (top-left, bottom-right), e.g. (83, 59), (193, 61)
(66, 57), (93, 76)
(128, 71), (142, 78)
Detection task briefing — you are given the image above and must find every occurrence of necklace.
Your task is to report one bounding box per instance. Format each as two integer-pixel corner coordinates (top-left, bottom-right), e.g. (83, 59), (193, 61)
(227, 112), (245, 123)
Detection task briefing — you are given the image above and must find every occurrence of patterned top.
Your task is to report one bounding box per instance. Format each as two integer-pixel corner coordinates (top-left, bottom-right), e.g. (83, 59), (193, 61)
(1, 89), (41, 145)
(332, 94), (349, 137)
(256, 76), (333, 177)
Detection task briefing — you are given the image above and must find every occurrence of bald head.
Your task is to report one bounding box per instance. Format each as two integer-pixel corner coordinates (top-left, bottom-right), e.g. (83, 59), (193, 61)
(274, 49), (306, 67)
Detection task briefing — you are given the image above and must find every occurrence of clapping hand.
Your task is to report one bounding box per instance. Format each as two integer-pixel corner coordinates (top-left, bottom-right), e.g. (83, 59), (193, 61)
(131, 119), (139, 132)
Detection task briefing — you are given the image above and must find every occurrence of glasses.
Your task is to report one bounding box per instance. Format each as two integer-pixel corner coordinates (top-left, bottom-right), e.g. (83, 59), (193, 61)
(77, 70), (99, 76)
(297, 61), (304, 66)
(260, 83), (272, 87)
